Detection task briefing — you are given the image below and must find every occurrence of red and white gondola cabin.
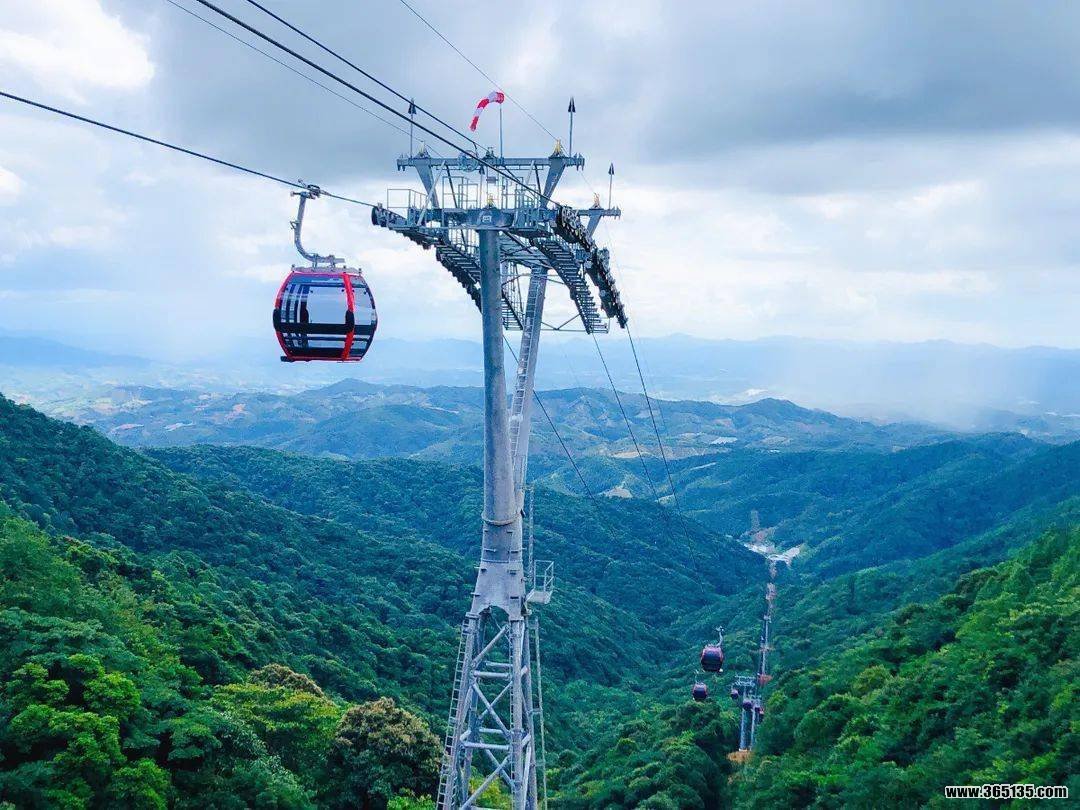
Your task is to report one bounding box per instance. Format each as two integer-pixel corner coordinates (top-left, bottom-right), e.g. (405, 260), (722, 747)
(272, 268), (377, 362)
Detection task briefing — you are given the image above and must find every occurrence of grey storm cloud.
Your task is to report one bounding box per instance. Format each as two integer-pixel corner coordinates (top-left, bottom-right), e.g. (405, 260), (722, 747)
(100, 0), (1080, 185)
(1, 0), (1079, 355)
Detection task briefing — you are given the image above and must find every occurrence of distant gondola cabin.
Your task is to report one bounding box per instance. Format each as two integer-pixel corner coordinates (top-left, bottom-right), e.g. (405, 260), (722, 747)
(692, 682), (708, 702)
(273, 269), (377, 361)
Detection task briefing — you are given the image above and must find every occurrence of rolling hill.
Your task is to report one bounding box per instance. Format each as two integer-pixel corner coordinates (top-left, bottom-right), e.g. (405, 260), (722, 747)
(31, 380), (948, 464)
(552, 525), (1079, 808)
(0, 396), (760, 766)
(0, 389), (1076, 808)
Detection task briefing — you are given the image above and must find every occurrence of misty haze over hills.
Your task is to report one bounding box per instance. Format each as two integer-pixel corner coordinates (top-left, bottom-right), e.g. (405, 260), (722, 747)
(2, 330), (1077, 439)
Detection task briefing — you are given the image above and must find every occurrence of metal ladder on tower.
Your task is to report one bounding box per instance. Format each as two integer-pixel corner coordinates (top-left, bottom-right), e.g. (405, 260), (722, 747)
(437, 620), (472, 808)
(510, 270), (545, 464)
(530, 617), (549, 808)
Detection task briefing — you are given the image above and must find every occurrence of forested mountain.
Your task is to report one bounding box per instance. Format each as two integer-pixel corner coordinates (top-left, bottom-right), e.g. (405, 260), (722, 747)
(0, 395), (758, 807)
(145, 445), (763, 622)
(0, 392), (1076, 808)
(735, 525), (1079, 807)
(545, 461), (1079, 807)
(553, 526), (1079, 808)
(6, 334), (1080, 441)
(27, 381), (1079, 553)
(1, 511), (439, 808)
(667, 437), (1080, 575)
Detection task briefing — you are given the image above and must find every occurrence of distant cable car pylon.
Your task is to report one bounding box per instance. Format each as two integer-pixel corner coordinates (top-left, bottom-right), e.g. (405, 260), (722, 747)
(730, 558), (781, 758)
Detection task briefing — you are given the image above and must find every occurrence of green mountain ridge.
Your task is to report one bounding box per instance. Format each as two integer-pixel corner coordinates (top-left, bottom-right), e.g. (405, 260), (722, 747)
(28, 380), (951, 467)
(0, 394), (757, 807)
(553, 525), (1079, 808)
(0, 392), (1076, 808)
(736, 524), (1079, 807)
(143, 445), (765, 623)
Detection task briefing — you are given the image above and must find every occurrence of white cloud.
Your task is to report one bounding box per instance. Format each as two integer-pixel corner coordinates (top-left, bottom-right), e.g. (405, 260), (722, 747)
(48, 222), (118, 249)
(0, 0), (154, 101)
(0, 166), (23, 203)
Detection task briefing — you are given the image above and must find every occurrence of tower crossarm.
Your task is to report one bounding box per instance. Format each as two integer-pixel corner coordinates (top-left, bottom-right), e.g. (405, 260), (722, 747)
(530, 237), (607, 333)
(434, 244), (483, 310)
(397, 154), (586, 172)
(373, 206), (623, 333)
(397, 152), (585, 204)
(583, 205), (620, 238)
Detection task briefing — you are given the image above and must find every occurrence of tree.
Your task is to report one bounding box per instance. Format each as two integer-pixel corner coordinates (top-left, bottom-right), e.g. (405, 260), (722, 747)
(327, 698), (439, 810)
(212, 673), (340, 785)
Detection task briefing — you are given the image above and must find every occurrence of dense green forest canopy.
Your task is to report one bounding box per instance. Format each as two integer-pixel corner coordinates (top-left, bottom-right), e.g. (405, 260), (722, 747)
(0, 396), (755, 806)
(0, 511), (439, 808)
(0, 394), (1076, 808)
(735, 525), (1079, 807)
(551, 526), (1079, 808)
(146, 444), (764, 620)
(33, 381), (1079, 574)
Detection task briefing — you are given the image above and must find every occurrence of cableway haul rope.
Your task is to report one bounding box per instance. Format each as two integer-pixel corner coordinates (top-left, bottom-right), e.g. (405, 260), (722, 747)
(192, 0), (568, 208)
(0, 90), (371, 206)
(394, 0), (560, 142)
(164, 0), (419, 142)
(238, 0), (478, 149)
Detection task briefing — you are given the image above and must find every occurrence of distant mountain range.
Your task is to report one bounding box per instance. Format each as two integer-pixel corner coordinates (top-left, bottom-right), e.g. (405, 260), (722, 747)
(24, 377), (1080, 577)
(28, 378), (948, 466)
(2, 331), (1077, 439)
(0, 332), (148, 369)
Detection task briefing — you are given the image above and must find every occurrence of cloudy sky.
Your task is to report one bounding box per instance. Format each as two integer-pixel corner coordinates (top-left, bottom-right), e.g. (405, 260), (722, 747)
(1, 0), (1078, 362)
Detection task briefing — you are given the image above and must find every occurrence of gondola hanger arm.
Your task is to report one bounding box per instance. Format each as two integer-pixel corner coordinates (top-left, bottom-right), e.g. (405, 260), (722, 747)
(291, 184), (342, 268)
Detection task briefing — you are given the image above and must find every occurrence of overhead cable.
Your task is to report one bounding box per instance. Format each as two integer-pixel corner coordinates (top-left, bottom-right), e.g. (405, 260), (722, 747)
(0, 90), (371, 206)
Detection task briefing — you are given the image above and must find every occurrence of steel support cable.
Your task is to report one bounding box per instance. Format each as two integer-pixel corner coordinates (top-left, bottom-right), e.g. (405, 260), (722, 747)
(239, 0), (480, 150)
(195, 0), (565, 207)
(394, 0), (561, 143)
(502, 336), (628, 560)
(503, 337), (595, 502)
(544, 164), (704, 575)
(587, 196), (706, 574)
(590, 334), (662, 505)
(555, 341), (607, 438)
(626, 326), (705, 573)
(0, 90), (372, 206)
(593, 333), (706, 580)
(163, 0), (430, 148)
(532, 387), (598, 503)
(640, 347), (671, 434)
(626, 326), (681, 507)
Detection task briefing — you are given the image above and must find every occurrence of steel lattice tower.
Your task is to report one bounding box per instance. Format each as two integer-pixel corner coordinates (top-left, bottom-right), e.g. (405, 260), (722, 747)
(732, 570), (777, 754)
(373, 143), (625, 809)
